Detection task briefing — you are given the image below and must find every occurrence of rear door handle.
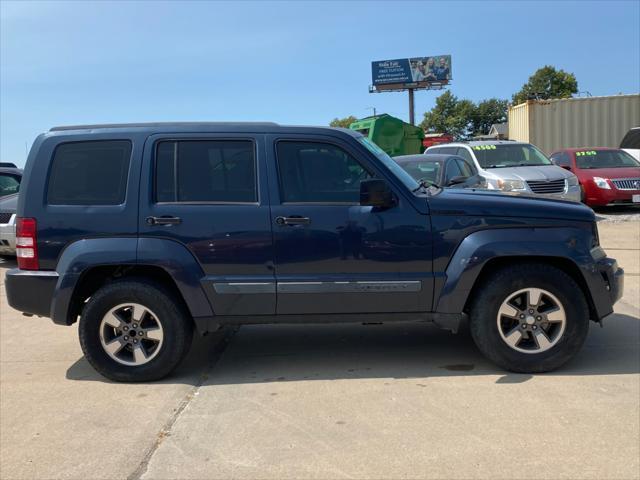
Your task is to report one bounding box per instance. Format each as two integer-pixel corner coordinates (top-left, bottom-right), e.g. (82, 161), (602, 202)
(275, 216), (311, 226)
(145, 216), (182, 226)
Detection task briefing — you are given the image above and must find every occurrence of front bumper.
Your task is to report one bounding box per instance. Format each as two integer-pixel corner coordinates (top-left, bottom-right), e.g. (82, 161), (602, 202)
(5, 268), (58, 318)
(0, 214), (16, 255)
(587, 256), (624, 321)
(585, 186), (640, 207)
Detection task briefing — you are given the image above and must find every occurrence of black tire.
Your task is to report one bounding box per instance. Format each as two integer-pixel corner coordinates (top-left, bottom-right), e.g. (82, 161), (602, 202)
(79, 278), (193, 382)
(469, 263), (589, 373)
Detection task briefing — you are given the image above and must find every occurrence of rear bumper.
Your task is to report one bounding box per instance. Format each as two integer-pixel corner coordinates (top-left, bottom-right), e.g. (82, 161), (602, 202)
(5, 269), (58, 318)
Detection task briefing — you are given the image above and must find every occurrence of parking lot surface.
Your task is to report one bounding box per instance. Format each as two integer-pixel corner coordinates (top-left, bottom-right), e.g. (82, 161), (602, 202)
(1, 214), (639, 480)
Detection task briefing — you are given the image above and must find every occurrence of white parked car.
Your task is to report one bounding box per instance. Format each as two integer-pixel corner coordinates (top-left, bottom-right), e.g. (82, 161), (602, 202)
(426, 141), (581, 201)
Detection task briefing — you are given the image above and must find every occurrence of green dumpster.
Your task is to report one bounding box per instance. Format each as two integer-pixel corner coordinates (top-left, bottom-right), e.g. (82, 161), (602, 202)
(349, 114), (424, 156)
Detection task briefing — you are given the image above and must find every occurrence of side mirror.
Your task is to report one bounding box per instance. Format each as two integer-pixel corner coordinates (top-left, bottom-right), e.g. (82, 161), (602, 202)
(360, 179), (395, 209)
(447, 175), (468, 186)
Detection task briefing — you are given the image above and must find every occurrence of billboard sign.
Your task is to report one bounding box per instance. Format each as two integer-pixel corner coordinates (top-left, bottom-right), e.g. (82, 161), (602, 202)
(371, 55), (452, 87)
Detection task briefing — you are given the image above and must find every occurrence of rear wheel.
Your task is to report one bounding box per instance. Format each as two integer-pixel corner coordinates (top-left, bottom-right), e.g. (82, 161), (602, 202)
(469, 264), (589, 373)
(79, 279), (193, 382)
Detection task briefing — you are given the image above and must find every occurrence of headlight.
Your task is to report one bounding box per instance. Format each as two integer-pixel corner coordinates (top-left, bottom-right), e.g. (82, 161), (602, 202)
(497, 179), (526, 191)
(593, 177), (611, 189)
(567, 175), (579, 187)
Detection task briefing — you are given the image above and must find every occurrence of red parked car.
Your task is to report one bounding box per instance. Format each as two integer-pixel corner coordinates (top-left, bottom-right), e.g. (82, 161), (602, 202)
(550, 147), (640, 207)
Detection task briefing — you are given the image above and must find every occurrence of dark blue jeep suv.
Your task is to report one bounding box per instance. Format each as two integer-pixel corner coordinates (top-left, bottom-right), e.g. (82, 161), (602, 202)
(5, 123), (624, 381)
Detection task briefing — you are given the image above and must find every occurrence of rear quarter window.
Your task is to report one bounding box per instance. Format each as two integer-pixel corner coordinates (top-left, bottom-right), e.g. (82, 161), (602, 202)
(47, 140), (132, 205)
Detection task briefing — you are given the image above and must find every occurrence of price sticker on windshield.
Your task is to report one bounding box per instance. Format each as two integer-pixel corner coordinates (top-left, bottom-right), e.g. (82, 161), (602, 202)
(472, 145), (496, 150)
(575, 150), (597, 156)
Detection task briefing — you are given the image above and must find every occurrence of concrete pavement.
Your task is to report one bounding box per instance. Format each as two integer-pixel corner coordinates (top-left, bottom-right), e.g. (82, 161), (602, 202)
(1, 219), (638, 480)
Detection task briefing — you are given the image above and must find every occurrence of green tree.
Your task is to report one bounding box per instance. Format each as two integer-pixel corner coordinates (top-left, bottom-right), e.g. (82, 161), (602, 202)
(470, 98), (509, 136)
(419, 91), (475, 139)
(512, 66), (578, 105)
(329, 115), (358, 128)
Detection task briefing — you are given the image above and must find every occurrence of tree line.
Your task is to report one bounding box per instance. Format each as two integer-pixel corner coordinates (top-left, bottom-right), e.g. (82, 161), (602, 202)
(330, 65), (578, 139)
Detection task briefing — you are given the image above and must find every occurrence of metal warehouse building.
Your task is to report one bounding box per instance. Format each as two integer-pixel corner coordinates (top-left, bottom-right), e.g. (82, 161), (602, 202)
(508, 94), (640, 154)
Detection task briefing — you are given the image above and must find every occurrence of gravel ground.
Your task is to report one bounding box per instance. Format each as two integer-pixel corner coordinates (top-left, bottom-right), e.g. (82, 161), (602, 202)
(593, 205), (640, 223)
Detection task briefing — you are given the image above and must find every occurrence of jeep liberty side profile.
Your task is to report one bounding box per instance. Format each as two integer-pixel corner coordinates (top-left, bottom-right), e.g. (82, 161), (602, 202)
(6, 123), (624, 382)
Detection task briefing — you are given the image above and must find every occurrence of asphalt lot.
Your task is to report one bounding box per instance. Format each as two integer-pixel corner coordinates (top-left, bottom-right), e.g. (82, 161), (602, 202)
(1, 210), (639, 480)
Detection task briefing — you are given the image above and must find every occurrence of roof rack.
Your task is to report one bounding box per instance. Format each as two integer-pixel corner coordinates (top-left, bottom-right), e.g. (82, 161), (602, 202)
(50, 122), (280, 132)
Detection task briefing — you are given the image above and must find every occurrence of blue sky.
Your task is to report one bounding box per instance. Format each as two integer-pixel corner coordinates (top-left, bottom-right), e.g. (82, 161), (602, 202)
(1, 0), (639, 166)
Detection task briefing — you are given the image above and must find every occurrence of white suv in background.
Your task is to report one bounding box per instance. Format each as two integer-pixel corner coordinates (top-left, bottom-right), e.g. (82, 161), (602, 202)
(620, 127), (640, 162)
(426, 141), (581, 201)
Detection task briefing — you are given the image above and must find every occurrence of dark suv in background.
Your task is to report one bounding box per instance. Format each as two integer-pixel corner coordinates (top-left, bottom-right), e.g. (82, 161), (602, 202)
(6, 123), (623, 381)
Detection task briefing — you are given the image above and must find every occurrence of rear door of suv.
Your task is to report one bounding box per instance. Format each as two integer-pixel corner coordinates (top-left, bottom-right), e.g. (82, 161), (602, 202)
(138, 133), (275, 315)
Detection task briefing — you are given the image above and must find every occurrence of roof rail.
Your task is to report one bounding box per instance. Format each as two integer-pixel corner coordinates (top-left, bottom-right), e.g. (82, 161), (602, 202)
(49, 122), (280, 132)
(0, 162), (18, 168)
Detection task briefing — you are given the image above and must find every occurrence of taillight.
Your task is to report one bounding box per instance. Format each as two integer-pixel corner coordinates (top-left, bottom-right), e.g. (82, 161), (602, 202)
(16, 217), (39, 270)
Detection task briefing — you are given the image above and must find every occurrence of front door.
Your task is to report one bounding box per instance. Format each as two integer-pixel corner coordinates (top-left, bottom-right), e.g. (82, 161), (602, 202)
(266, 134), (433, 315)
(139, 133), (275, 315)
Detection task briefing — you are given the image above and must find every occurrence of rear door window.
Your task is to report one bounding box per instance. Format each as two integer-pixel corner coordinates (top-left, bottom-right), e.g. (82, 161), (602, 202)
(47, 140), (132, 205)
(456, 147), (474, 164)
(155, 140), (257, 203)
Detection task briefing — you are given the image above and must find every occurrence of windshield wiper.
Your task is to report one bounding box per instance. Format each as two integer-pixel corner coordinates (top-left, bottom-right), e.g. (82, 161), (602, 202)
(412, 178), (441, 193)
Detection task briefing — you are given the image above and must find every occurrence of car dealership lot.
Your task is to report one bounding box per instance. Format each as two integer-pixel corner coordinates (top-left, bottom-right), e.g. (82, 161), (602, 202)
(1, 216), (639, 480)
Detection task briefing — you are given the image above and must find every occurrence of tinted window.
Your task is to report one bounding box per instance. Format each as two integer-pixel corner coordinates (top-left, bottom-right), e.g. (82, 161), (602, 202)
(444, 159), (463, 181)
(620, 129), (640, 149)
(456, 147), (474, 164)
(550, 152), (569, 166)
(156, 140), (256, 203)
(277, 141), (372, 203)
(456, 158), (476, 177)
(0, 173), (20, 197)
(47, 141), (131, 205)
(437, 146), (458, 155)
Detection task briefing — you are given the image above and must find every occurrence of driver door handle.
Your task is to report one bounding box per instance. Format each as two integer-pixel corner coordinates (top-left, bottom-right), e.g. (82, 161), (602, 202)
(275, 216), (311, 226)
(146, 216), (182, 226)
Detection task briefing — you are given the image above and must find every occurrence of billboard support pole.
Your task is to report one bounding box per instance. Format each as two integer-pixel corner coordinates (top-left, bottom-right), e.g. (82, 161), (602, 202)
(408, 88), (415, 125)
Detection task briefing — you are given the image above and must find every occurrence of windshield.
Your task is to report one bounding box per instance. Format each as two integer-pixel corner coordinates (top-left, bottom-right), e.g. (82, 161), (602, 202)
(0, 173), (20, 198)
(575, 149), (640, 169)
(472, 144), (552, 169)
(358, 137), (419, 191)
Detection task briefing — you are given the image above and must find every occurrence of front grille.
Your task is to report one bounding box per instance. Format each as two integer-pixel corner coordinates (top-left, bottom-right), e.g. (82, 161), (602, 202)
(611, 178), (640, 191)
(526, 179), (566, 194)
(0, 212), (13, 224)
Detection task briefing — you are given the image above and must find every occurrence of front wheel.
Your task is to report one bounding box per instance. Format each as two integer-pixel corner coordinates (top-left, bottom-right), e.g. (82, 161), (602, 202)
(469, 264), (590, 373)
(79, 279), (193, 382)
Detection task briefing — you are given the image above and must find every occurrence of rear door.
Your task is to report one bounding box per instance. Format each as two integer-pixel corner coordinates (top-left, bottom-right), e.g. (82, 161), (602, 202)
(138, 133), (275, 315)
(265, 134), (433, 315)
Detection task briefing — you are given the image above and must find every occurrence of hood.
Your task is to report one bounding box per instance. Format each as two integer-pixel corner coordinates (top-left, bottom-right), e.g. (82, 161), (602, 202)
(0, 193), (19, 213)
(429, 188), (595, 223)
(578, 166), (640, 178)
(484, 164), (573, 181)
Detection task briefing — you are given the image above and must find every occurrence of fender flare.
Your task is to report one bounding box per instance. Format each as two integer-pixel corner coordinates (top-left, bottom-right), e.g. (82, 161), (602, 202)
(51, 237), (213, 325)
(435, 227), (594, 314)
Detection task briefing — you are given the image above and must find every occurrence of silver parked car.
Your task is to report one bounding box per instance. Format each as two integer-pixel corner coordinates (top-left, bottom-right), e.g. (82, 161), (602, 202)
(426, 141), (581, 201)
(0, 163), (23, 256)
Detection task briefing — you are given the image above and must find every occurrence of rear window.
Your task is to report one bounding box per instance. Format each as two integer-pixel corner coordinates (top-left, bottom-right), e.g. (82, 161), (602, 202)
(47, 141), (132, 205)
(0, 173), (20, 197)
(155, 140), (256, 203)
(620, 129), (640, 149)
